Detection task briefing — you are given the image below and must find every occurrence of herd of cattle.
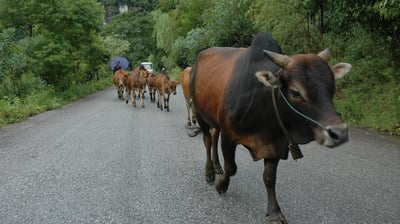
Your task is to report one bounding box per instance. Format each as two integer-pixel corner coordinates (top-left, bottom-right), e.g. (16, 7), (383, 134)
(113, 65), (177, 111)
(114, 32), (353, 224)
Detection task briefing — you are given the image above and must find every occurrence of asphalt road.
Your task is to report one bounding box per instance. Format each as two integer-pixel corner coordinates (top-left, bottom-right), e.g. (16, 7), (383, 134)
(0, 86), (399, 224)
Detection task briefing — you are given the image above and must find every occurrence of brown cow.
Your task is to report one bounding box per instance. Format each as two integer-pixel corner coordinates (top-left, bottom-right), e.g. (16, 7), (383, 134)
(113, 69), (129, 99)
(180, 67), (223, 174)
(146, 73), (157, 103)
(190, 32), (351, 223)
(154, 74), (177, 112)
(125, 68), (147, 108)
(180, 67), (196, 126)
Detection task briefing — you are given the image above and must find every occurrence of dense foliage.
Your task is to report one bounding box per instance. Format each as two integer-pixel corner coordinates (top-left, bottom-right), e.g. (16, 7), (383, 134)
(0, 0), (399, 134)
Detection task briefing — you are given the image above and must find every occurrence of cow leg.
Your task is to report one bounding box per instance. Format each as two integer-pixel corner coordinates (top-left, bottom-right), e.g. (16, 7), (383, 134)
(190, 102), (197, 125)
(152, 90), (156, 102)
(210, 128), (223, 174)
(132, 89), (136, 107)
(158, 91), (163, 110)
(196, 115), (214, 183)
(185, 100), (192, 126)
(125, 87), (130, 104)
(203, 127), (214, 183)
(149, 89), (152, 102)
(264, 159), (287, 224)
(163, 93), (167, 110)
(216, 133), (237, 194)
(118, 85), (123, 99)
(141, 90), (145, 108)
(156, 91), (161, 108)
(165, 94), (170, 111)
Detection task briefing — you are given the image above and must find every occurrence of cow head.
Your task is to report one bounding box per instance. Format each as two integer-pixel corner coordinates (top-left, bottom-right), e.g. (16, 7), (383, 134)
(256, 49), (352, 148)
(169, 80), (177, 95)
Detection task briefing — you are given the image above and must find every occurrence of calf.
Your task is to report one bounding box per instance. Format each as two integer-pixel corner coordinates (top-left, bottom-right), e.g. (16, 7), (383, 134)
(113, 69), (129, 99)
(125, 70), (147, 108)
(154, 74), (177, 112)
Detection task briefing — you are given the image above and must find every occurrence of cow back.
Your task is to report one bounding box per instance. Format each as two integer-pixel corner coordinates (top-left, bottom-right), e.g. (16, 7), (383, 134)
(190, 47), (245, 127)
(125, 72), (135, 89)
(154, 74), (170, 91)
(113, 69), (128, 86)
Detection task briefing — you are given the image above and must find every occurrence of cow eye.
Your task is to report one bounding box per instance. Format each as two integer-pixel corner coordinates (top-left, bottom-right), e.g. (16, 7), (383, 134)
(289, 89), (302, 99)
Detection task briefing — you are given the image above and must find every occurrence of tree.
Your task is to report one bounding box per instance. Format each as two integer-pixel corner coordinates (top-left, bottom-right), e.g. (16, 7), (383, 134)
(0, 28), (27, 97)
(204, 0), (256, 47)
(103, 9), (155, 67)
(171, 28), (210, 67)
(0, 0), (108, 89)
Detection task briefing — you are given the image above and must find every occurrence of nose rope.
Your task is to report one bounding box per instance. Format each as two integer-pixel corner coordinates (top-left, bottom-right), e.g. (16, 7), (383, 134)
(271, 87), (303, 160)
(278, 88), (329, 131)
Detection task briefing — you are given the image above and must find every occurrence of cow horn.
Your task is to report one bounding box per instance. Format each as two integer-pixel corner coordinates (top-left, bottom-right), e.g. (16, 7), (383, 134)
(263, 50), (292, 68)
(318, 48), (331, 62)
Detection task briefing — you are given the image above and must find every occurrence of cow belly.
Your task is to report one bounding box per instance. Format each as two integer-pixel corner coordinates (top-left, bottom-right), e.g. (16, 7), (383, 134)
(240, 135), (289, 160)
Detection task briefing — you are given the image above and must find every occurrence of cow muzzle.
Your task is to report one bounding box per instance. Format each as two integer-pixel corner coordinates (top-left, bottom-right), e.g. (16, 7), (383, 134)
(320, 123), (349, 147)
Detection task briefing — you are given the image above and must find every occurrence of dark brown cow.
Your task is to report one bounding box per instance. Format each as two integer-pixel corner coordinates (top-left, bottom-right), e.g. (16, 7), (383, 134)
(190, 32), (352, 223)
(125, 68), (147, 108)
(154, 74), (177, 112)
(113, 69), (129, 99)
(180, 67), (223, 174)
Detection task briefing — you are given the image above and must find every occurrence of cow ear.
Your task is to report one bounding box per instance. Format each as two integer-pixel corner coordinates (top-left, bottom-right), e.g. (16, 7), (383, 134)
(331, 63), (352, 80)
(255, 71), (281, 87)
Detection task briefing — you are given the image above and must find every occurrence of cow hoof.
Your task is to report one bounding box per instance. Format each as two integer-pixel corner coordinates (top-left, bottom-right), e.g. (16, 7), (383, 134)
(266, 213), (287, 224)
(214, 165), (223, 174)
(216, 177), (229, 194)
(205, 174), (215, 184)
(167, 109), (170, 112)
(125, 100), (128, 104)
(187, 130), (198, 137)
(142, 105), (145, 108)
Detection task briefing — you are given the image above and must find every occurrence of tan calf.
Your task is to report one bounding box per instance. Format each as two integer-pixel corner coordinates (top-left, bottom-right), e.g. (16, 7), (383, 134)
(113, 69), (129, 99)
(154, 74), (177, 112)
(125, 69), (147, 108)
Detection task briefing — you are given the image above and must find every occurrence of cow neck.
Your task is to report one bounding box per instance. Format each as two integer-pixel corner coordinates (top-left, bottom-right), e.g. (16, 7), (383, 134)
(271, 86), (304, 160)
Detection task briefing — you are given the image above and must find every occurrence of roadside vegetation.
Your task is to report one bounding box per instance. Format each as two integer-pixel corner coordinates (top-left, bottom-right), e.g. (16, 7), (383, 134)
(0, 0), (399, 135)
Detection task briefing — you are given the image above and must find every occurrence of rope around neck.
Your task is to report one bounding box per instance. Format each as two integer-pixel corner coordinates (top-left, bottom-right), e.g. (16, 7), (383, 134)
(278, 88), (328, 131)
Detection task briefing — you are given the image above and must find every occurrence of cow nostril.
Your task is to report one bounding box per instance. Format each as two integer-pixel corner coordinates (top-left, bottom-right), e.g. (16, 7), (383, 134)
(326, 124), (349, 146)
(328, 128), (339, 140)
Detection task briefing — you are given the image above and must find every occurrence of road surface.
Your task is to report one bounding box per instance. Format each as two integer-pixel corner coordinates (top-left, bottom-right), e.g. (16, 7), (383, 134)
(0, 86), (399, 224)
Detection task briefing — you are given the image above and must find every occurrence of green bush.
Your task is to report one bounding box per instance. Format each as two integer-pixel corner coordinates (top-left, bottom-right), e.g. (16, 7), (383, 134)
(327, 26), (400, 134)
(0, 72), (112, 128)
